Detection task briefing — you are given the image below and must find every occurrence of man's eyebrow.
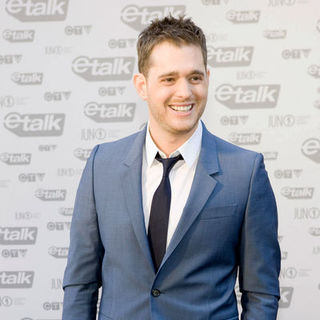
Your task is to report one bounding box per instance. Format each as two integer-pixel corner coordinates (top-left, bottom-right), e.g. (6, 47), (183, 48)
(158, 71), (178, 79)
(158, 70), (205, 79)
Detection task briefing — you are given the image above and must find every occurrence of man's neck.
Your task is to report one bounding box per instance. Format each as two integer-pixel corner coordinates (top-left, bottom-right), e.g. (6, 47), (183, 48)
(148, 124), (199, 157)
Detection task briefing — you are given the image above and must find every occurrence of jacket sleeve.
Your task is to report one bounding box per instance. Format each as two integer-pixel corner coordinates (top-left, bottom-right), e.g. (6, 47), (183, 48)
(62, 145), (104, 320)
(239, 153), (281, 320)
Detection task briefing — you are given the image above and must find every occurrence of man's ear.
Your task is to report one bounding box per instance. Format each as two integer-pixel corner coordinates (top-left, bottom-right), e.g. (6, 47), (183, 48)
(206, 68), (210, 81)
(205, 68), (211, 87)
(133, 73), (147, 100)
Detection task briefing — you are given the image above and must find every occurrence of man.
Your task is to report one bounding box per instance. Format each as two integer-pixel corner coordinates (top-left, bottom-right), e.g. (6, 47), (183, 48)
(63, 16), (280, 320)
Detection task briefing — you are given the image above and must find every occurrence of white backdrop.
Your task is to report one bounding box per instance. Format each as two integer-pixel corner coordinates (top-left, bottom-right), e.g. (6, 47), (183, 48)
(1, 0), (320, 319)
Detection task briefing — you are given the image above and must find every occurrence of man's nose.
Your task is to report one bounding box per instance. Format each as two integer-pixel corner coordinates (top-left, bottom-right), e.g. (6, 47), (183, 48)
(175, 79), (192, 99)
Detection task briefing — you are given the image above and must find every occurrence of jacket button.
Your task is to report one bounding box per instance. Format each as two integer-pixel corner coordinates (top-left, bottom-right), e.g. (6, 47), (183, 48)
(151, 289), (161, 297)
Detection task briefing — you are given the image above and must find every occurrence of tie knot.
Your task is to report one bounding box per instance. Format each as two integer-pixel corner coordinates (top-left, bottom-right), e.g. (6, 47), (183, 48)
(156, 152), (183, 177)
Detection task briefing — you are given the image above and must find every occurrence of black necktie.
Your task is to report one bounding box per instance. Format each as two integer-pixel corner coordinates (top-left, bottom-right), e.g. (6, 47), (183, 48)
(148, 152), (183, 271)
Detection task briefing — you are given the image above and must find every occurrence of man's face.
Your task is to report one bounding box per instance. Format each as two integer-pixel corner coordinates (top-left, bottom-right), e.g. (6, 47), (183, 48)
(135, 41), (209, 140)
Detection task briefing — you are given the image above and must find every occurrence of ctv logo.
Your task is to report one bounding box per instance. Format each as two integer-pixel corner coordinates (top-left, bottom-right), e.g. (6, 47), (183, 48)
(0, 271), (34, 288)
(5, 0), (69, 22)
(65, 25), (92, 36)
(0, 55), (23, 64)
(121, 5), (186, 31)
(47, 221), (71, 231)
(207, 46), (254, 67)
(43, 301), (63, 311)
(84, 102), (136, 122)
(282, 49), (311, 59)
(19, 173), (45, 182)
(274, 169), (302, 179)
(4, 113), (65, 137)
(215, 84), (280, 109)
(44, 91), (71, 102)
(0, 227), (37, 245)
(99, 86), (126, 96)
(1, 248), (28, 258)
(72, 56), (135, 81)
(220, 115), (249, 126)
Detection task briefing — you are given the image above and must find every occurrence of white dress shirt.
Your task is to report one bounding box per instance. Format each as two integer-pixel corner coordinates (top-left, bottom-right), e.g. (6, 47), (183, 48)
(142, 121), (203, 248)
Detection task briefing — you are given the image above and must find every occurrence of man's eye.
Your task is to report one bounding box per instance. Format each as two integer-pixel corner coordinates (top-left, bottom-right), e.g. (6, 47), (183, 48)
(190, 76), (202, 82)
(164, 78), (174, 82)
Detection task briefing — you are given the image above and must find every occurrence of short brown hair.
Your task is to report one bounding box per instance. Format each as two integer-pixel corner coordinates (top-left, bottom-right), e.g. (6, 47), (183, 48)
(137, 15), (207, 76)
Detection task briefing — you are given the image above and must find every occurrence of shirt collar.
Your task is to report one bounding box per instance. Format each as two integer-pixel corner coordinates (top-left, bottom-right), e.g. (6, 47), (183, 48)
(145, 121), (203, 168)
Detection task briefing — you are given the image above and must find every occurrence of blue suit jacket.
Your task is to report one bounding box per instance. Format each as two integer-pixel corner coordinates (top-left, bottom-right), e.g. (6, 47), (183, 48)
(63, 123), (280, 320)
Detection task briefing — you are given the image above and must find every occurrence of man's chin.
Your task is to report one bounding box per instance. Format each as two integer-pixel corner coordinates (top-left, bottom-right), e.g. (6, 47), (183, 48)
(167, 123), (198, 137)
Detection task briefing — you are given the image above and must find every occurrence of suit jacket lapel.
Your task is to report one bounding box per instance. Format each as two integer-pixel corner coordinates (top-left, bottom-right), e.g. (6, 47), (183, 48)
(119, 123), (220, 273)
(120, 126), (154, 269)
(160, 123), (220, 270)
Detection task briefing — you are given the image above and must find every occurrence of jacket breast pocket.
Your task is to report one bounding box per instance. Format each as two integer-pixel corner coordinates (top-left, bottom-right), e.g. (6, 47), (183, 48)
(199, 204), (237, 220)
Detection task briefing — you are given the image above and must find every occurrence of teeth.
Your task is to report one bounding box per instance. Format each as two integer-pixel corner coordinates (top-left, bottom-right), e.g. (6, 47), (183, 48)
(170, 104), (193, 111)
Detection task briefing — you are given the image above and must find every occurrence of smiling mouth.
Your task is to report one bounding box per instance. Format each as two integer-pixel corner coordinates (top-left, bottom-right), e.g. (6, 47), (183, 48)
(169, 104), (194, 112)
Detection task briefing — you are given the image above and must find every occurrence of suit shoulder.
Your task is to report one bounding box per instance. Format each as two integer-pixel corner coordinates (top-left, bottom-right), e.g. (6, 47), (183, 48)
(207, 132), (265, 181)
(92, 129), (143, 162)
(205, 132), (263, 174)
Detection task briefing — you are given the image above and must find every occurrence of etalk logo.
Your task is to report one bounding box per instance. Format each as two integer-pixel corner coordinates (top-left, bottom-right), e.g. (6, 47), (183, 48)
(5, 0), (69, 22)
(215, 84), (280, 109)
(0, 227), (37, 244)
(72, 56), (135, 81)
(84, 102), (135, 122)
(4, 113), (65, 137)
(279, 287), (294, 308)
(207, 46), (254, 67)
(0, 153), (31, 165)
(121, 5), (186, 31)
(0, 271), (34, 288)
(301, 138), (320, 163)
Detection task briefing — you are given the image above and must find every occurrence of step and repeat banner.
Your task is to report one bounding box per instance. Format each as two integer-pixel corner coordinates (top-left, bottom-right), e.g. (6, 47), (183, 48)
(1, 0), (319, 319)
